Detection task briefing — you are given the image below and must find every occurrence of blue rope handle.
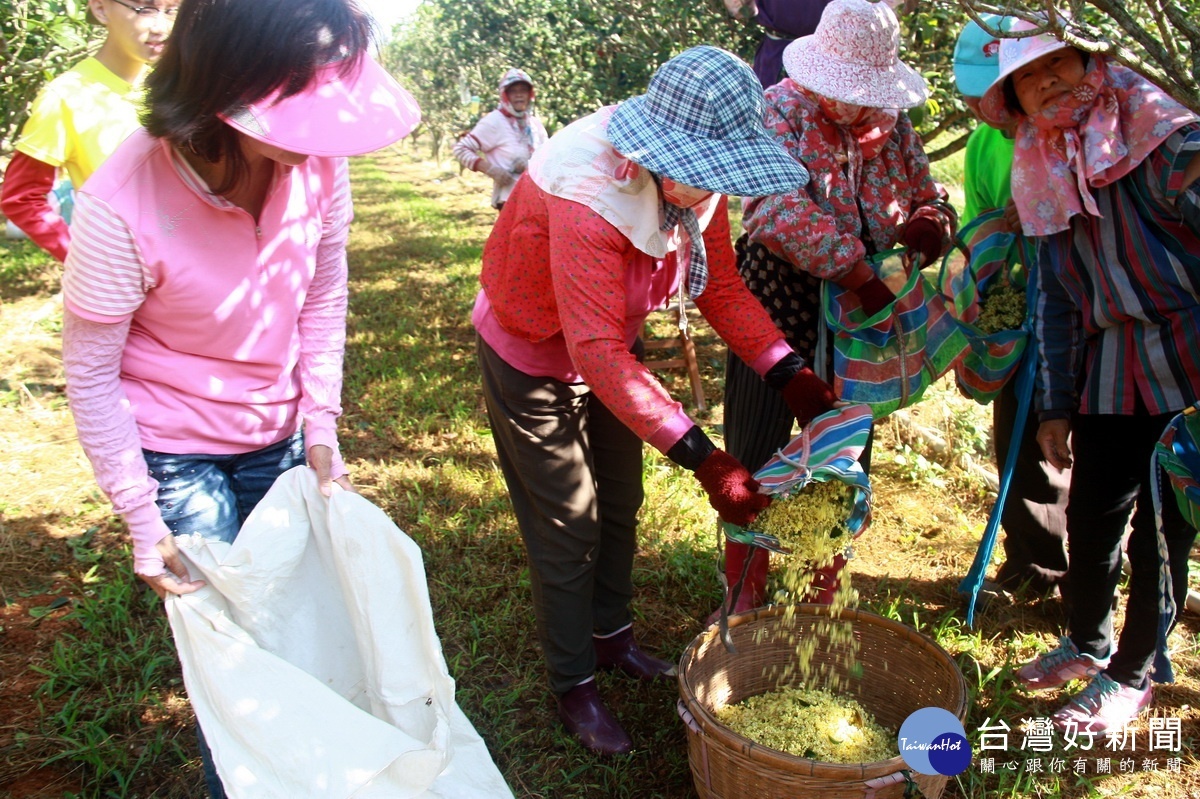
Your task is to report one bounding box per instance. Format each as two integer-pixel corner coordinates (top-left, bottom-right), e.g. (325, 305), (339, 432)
(958, 234), (1038, 626)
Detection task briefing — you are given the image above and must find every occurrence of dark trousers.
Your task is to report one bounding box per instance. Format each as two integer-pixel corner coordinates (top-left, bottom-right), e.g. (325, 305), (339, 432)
(477, 337), (643, 695)
(1067, 411), (1197, 688)
(992, 377), (1070, 594)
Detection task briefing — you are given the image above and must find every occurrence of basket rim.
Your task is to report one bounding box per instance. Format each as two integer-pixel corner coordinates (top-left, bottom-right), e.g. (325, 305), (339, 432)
(676, 604), (969, 774)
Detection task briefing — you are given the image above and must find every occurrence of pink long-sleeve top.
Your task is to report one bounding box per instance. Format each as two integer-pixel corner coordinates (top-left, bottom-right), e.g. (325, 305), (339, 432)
(473, 176), (792, 454)
(61, 130), (351, 574)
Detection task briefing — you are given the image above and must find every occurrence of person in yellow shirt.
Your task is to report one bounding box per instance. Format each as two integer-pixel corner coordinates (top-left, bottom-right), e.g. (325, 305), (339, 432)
(1, 0), (176, 262)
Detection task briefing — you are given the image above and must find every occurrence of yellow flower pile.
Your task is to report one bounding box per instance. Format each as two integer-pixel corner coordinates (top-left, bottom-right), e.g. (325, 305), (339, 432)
(750, 480), (863, 688)
(753, 480), (852, 567)
(974, 278), (1025, 334)
(716, 685), (897, 764)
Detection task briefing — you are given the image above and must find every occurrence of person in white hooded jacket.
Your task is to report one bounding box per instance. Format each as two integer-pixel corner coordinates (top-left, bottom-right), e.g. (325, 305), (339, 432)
(453, 68), (549, 209)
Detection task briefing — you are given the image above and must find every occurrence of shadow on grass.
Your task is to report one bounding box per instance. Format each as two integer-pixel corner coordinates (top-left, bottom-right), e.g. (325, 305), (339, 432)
(0, 239), (60, 301)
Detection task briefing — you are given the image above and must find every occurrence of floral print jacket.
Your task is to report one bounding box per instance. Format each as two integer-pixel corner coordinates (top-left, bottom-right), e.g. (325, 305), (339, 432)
(743, 78), (954, 280)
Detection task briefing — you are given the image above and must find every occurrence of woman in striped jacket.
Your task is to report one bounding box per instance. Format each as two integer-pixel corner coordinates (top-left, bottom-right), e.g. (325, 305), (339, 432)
(979, 21), (1200, 734)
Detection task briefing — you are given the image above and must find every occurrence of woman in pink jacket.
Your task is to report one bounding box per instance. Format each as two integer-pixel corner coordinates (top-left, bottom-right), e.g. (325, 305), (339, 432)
(475, 46), (838, 756)
(453, 68), (549, 209)
(60, 0), (419, 794)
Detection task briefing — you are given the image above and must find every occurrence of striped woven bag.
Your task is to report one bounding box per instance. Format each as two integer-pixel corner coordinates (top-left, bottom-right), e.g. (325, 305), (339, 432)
(1153, 404), (1200, 531)
(722, 404), (874, 551)
(824, 249), (970, 418)
(937, 208), (1032, 405)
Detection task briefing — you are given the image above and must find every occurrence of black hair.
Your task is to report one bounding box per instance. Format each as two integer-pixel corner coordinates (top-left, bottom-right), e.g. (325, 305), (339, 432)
(1002, 46), (1091, 117)
(143, 0), (373, 195)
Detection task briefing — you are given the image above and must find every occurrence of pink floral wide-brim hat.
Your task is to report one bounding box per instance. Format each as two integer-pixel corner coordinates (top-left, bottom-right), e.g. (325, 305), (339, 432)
(782, 0), (926, 109)
(979, 18), (1075, 124)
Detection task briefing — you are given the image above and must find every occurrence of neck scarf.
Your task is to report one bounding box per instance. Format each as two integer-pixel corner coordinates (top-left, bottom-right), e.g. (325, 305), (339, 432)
(797, 83), (898, 191)
(527, 106), (721, 300)
(1011, 56), (1196, 236)
(661, 202), (707, 298)
(499, 101), (533, 146)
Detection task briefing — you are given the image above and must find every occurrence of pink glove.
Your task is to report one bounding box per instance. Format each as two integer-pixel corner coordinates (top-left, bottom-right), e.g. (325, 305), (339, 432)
(782, 367), (838, 428)
(484, 162), (515, 187)
(694, 449), (771, 526)
(902, 217), (943, 267)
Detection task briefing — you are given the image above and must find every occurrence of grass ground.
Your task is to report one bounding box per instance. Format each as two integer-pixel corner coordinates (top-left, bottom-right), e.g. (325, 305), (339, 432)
(0, 148), (1197, 798)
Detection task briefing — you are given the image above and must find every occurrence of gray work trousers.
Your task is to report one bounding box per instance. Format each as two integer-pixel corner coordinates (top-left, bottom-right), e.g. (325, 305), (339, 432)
(477, 337), (644, 695)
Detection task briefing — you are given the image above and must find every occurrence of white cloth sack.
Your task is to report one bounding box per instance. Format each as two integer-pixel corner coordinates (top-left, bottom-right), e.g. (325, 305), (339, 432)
(164, 466), (513, 798)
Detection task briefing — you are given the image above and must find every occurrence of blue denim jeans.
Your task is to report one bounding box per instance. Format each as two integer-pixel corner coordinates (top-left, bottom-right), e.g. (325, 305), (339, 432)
(145, 431), (307, 543)
(144, 430), (306, 799)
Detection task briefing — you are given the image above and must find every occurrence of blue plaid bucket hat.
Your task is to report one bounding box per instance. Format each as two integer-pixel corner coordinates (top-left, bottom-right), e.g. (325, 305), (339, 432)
(607, 46), (809, 197)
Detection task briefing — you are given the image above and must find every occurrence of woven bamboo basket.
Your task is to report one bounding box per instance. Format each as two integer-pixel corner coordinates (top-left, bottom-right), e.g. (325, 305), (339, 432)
(677, 605), (968, 799)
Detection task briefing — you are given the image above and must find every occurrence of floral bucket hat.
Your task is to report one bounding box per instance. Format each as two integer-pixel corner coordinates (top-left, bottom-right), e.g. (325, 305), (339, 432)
(782, 0), (926, 109)
(498, 68), (534, 98)
(607, 45), (809, 197)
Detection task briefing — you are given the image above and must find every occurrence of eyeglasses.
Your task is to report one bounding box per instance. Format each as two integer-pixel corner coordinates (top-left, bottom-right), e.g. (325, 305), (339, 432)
(108, 0), (179, 18)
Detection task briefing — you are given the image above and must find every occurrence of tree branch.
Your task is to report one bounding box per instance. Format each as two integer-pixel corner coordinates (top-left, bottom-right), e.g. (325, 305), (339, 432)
(926, 130), (972, 163)
(922, 108), (973, 143)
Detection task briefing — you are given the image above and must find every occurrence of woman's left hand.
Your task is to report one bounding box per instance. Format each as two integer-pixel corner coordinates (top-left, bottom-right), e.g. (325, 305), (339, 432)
(901, 217), (943, 268)
(1035, 419), (1073, 472)
(1002, 199), (1022, 235)
(308, 444), (355, 497)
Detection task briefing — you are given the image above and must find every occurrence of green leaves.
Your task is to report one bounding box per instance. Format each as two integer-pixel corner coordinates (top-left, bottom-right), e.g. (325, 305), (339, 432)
(384, 0), (756, 153)
(1, 1), (98, 150)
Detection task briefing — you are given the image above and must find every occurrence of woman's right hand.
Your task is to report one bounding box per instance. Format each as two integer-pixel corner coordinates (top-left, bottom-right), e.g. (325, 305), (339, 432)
(1002, 199), (1022, 235)
(138, 534), (206, 599)
(901, 217), (944, 268)
(694, 449), (771, 526)
(781, 366), (841, 427)
(722, 0), (757, 21)
(1036, 418), (1073, 472)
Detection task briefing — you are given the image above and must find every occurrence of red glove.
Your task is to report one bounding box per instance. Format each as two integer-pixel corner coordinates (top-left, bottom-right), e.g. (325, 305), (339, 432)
(781, 367), (838, 428)
(836, 260), (894, 317)
(902, 217), (944, 267)
(694, 449), (770, 526)
(852, 276), (894, 317)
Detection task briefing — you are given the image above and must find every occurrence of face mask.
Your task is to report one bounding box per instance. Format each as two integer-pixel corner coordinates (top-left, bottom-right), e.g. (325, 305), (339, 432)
(660, 177), (713, 208)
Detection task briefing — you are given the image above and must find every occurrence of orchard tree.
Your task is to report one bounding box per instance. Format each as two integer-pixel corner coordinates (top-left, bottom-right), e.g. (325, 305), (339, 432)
(382, 3), (467, 160)
(383, 0), (1199, 165)
(384, 0), (754, 159)
(1, 0), (96, 152)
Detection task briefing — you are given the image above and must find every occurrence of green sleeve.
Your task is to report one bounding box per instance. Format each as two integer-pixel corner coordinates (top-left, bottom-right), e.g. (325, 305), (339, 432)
(962, 125), (1014, 226)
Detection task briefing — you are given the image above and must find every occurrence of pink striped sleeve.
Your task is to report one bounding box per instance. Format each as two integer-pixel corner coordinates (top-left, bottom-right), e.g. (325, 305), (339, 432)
(62, 193), (152, 321)
(453, 132), (484, 172)
(62, 310), (171, 576)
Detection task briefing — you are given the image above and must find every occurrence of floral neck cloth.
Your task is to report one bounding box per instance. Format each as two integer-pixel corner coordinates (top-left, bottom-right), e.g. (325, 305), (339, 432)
(499, 101), (534, 145)
(802, 84), (899, 191)
(1011, 56), (1196, 236)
